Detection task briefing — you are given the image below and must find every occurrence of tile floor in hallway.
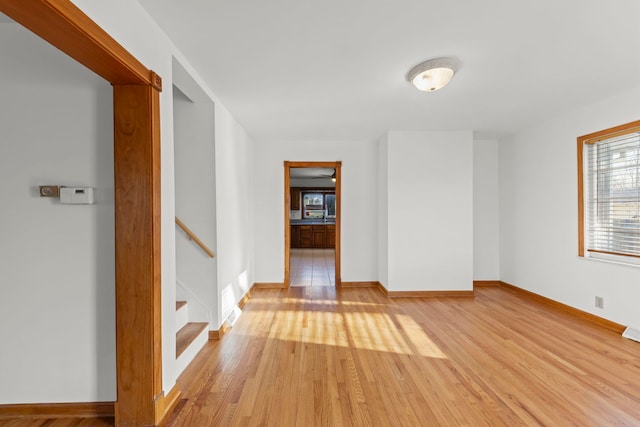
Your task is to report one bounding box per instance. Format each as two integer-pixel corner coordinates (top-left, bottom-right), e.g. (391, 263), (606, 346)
(290, 248), (335, 287)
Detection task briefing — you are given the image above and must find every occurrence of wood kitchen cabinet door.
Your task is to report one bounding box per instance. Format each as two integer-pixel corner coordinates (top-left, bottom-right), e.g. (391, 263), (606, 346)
(312, 226), (326, 248)
(290, 188), (301, 210)
(326, 225), (336, 248)
(300, 226), (313, 248)
(290, 226), (300, 248)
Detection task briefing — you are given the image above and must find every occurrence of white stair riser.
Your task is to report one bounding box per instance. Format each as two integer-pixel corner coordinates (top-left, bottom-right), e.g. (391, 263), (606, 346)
(175, 326), (208, 375)
(176, 305), (189, 332)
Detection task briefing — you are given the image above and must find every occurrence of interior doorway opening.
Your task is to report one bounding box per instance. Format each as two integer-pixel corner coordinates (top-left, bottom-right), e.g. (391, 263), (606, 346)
(290, 179), (336, 287)
(284, 161), (341, 288)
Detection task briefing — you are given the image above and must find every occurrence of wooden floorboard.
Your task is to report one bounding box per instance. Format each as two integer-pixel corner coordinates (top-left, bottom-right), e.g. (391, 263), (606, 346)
(0, 417), (114, 426)
(165, 286), (640, 426)
(3, 286), (640, 426)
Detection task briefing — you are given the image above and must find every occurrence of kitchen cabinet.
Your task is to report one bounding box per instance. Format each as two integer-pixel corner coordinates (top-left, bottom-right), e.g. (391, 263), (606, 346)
(290, 224), (335, 248)
(290, 188), (300, 210)
(312, 226), (326, 248)
(326, 225), (335, 248)
(300, 225), (313, 248)
(290, 225), (300, 248)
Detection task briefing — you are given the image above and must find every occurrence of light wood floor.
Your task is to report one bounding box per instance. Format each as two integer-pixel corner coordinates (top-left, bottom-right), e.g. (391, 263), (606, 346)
(165, 286), (640, 426)
(3, 286), (640, 426)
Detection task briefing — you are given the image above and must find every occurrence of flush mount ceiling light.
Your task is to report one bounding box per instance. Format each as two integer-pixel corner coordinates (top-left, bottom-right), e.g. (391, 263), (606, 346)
(407, 57), (458, 92)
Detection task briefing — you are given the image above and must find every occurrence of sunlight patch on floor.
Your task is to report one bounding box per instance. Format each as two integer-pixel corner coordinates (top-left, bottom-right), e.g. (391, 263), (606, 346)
(394, 314), (448, 359)
(234, 309), (448, 359)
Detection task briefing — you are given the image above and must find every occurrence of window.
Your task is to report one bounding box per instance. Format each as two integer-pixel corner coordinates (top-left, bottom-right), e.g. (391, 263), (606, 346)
(578, 120), (640, 261)
(302, 191), (335, 219)
(325, 194), (336, 217)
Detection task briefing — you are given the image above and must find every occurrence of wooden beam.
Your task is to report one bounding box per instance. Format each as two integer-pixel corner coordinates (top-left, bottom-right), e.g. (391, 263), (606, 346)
(0, 0), (159, 88)
(114, 84), (163, 426)
(284, 161), (291, 287)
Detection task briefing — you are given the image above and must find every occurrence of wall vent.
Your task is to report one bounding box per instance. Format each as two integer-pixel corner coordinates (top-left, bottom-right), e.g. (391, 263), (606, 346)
(622, 327), (640, 343)
(226, 305), (242, 326)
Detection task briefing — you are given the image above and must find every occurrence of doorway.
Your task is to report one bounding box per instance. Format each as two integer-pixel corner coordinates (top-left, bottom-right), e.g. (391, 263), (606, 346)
(284, 161), (341, 288)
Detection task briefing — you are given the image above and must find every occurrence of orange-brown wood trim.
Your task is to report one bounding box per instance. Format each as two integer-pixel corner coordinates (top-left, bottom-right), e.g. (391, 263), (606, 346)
(340, 281), (379, 288)
(375, 281), (389, 296)
(0, 0), (159, 88)
(473, 280), (501, 287)
(335, 161), (342, 286)
(386, 290), (475, 298)
(209, 322), (230, 340)
(0, 402), (114, 419)
(375, 281), (474, 298)
(577, 137), (585, 257)
(282, 164), (292, 282)
(209, 283), (257, 340)
(286, 161), (337, 168)
(577, 120), (640, 257)
(153, 385), (181, 424)
(587, 249), (640, 259)
(237, 284), (255, 310)
(285, 160), (342, 288)
(578, 120), (640, 145)
(114, 84), (164, 426)
(253, 282), (286, 289)
(499, 281), (626, 333)
(175, 216), (216, 258)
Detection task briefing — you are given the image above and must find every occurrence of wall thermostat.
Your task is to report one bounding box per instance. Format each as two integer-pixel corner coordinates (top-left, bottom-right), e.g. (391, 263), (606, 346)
(60, 187), (95, 205)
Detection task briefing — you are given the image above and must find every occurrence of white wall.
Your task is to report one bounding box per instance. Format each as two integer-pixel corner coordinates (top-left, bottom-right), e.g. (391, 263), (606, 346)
(499, 85), (640, 328)
(0, 0), (256, 403)
(383, 131), (474, 291)
(253, 140), (379, 283)
(473, 139), (500, 280)
(76, 0), (256, 378)
(214, 104), (255, 325)
(377, 134), (389, 287)
(0, 24), (115, 403)
(173, 67), (218, 327)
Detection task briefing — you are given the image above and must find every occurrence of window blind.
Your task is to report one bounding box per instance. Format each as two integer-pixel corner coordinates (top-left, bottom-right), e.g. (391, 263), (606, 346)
(584, 129), (640, 257)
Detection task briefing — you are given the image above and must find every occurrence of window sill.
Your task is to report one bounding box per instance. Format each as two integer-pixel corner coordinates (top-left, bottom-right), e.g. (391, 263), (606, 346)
(578, 253), (640, 269)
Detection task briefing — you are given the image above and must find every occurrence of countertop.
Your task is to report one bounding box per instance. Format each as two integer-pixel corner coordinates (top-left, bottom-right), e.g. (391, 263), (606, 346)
(290, 220), (335, 225)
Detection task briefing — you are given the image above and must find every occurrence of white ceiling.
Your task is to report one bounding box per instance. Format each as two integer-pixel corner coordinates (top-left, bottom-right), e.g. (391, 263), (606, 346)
(137, 0), (640, 142)
(290, 168), (334, 179)
(290, 168), (336, 187)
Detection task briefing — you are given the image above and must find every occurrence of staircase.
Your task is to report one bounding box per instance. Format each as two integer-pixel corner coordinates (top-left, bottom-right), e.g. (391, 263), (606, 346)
(175, 300), (209, 375)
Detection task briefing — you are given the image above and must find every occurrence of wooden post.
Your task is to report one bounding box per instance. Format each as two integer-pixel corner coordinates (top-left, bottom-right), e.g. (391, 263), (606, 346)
(113, 84), (164, 426)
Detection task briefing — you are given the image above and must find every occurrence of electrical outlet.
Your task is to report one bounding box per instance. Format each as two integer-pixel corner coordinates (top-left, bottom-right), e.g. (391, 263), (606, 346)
(595, 296), (604, 309)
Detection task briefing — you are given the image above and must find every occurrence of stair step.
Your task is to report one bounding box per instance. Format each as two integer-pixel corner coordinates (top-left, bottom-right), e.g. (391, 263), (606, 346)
(176, 322), (208, 358)
(176, 301), (189, 332)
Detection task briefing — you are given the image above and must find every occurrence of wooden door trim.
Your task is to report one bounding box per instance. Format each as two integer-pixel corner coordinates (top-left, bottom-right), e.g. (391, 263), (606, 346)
(0, 1), (169, 425)
(0, 0), (160, 89)
(284, 161), (342, 287)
